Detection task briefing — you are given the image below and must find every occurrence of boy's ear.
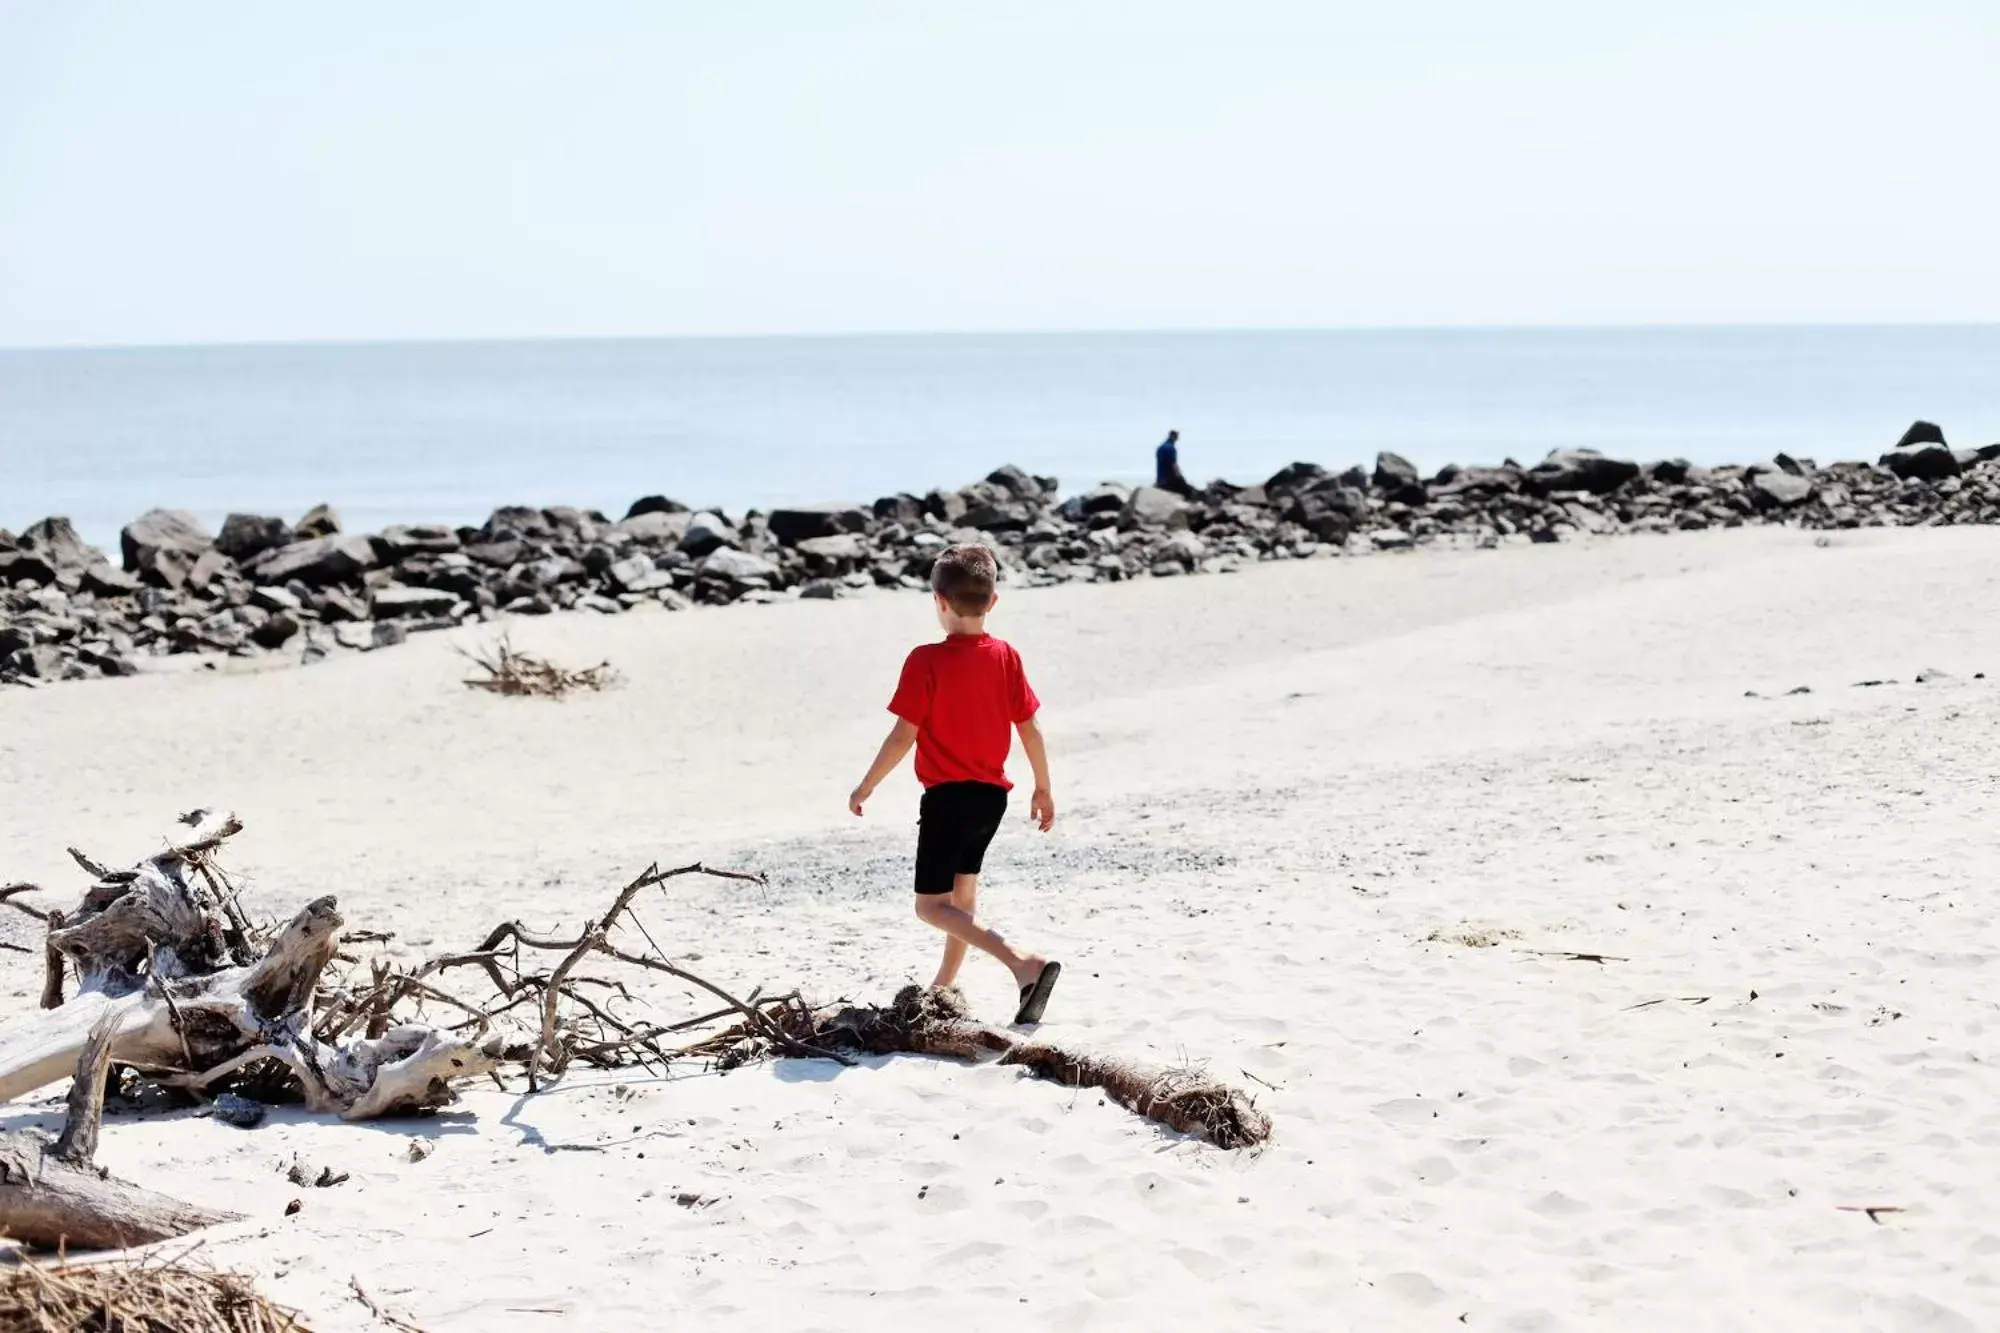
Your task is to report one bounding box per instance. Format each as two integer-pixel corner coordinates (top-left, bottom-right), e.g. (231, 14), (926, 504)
(986, 591), (1001, 613)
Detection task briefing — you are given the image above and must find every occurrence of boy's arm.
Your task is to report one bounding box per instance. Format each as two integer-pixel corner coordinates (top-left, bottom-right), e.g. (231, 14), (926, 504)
(849, 719), (920, 816)
(1016, 717), (1055, 831)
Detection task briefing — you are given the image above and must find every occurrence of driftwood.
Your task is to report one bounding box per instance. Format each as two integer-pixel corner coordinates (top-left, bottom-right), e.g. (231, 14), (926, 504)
(721, 985), (1274, 1150)
(0, 811), (1271, 1254)
(457, 637), (618, 699)
(0, 1015), (238, 1250)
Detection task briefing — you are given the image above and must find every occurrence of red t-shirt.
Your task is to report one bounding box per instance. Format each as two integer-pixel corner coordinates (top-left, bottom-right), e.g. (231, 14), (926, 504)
(887, 634), (1040, 789)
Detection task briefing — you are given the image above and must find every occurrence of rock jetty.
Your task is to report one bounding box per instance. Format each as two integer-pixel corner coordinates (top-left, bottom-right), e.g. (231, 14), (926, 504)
(4, 423), (1998, 687)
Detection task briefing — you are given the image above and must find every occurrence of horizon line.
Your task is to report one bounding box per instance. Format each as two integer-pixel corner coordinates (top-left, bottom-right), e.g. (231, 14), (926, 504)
(4, 318), (1998, 356)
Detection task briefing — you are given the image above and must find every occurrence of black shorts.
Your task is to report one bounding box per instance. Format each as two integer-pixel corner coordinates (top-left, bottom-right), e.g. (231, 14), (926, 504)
(914, 782), (1009, 894)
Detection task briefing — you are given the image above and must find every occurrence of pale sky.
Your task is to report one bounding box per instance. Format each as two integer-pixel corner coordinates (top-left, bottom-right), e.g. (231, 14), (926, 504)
(1, 1), (1995, 347)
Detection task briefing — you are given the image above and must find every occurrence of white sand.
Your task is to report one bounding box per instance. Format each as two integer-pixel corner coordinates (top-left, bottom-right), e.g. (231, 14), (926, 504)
(4, 526), (1999, 1331)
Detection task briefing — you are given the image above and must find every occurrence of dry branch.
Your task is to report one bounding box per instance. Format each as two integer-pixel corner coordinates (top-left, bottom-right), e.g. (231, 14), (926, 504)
(458, 636), (619, 699)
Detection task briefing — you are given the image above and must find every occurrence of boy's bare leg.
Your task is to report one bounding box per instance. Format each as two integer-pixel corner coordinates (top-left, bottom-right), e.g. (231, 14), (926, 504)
(932, 874), (977, 988)
(914, 894), (1048, 990)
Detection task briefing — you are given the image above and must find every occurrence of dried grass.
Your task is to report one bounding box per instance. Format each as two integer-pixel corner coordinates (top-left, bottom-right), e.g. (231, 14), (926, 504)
(0, 1252), (310, 1332)
(457, 637), (618, 699)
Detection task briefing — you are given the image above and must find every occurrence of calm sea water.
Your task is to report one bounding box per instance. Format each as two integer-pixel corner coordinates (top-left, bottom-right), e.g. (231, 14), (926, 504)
(3, 326), (1997, 549)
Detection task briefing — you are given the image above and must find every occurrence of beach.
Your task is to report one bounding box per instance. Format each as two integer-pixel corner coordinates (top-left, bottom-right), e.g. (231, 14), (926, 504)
(2, 524), (1997, 1330)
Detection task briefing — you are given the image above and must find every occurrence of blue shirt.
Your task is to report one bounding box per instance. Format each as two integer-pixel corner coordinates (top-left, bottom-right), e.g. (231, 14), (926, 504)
(1155, 436), (1179, 485)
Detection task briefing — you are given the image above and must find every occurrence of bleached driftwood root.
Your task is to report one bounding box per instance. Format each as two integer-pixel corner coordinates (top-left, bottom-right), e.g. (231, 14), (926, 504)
(732, 985), (1275, 1149)
(0, 812), (519, 1121)
(0, 1016), (238, 1249)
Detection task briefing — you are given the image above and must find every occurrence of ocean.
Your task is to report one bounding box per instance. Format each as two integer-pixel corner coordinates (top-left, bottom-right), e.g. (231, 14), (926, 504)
(3, 326), (1997, 550)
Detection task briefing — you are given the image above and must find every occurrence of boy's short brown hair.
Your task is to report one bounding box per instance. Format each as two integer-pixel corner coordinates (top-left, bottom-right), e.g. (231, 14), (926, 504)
(931, 544), (998, 616)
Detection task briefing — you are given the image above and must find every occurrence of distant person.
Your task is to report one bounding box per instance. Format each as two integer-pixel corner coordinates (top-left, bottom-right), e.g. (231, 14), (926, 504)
(848, 544), (1062, 1024)
(1155, 428), (1195, 497)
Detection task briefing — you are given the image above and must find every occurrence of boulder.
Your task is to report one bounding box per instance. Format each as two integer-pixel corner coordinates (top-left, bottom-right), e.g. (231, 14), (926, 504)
(21, 517), (103, 572)
(1264, 462), (1329, 495)
(121, 509), (213, 584)
(376, 524), (462, 561)
(1120, 486), (1189, 531)
(6, 645), (67, 680)
(625, 495), (689, 519)
(606, 554), (674, 594)
(1373, 451), (1421, 491)
(295, 504), (342, 539)
(924, 490), (970, 525)
(526, 555), (586, 588)
(370, 584), (460, 619)
(251, 612), (301, 650)
(796, 533), (868, 572)
(768, 503), (870, 545)
(1880, 443), (1960, 482)
(480, 506), (554, 542)
(983, 465), (1045, 503)
(1527, 450), (1640, 495)
(873, 494), (925, 526)
(1431, 465), (1524, 496)
(679, 512), (738, 557)
(798, 578), (842, 600)
(698, 547), (781, 586)
(311, 586), (372, 623)
(186, 548), (235, 594)
(0, 550), (58, 586)
(251, 585), (303, 614)
(615, 511), (691, 546)
(1290, 487), (1366, 544)
(254, 535), (379, 587)
(80, 564), (143, 597)
(1648, 459), (1694, 485)
(215, 514), (293, 562)
(1750, 471), (1814, 509)
(464, 539), (526, 568)
(1895, 421), (1946, 449)
(961, 502), (1034, 533)
(1077, 483), (1131, 516)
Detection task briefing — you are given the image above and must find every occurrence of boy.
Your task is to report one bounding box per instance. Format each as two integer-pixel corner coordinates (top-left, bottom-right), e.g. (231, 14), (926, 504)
(848, 544), (1062, 1024)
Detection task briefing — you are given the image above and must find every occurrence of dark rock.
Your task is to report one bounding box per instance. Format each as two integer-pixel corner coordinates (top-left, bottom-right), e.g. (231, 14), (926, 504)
(1895, 421), (1946, 449)
(186, 548), (235, 594)
(216, 514), (293, 562)
(76, 647), (139, 677)
(1750, 471), (1814, 509)
(1374, 451), (1421, 491)
(1772, 453), (1811, 477)
(625, 495), (689, 519)
(21, 517), (103, 572)
(1527, 450), (1640, 495)
(526, 555), (586, 588)
(480, 506), (553, 542)
(121, 509), (213, 586)
(254, 536), (378, 587)
(606, 554), (674, 594)
(873, 494), (925, 526)
(0, 626), (30, 657)
(377, 524), (462, 561)
(615, 511), (691, 546)
(1077, 484), (1130, 517)
(311, 586), (371, 623)
(371, 584), (459, 619)
(698, 547), (781, 587)
(1432, 465), (1524, 496)
(679, 512), (738, 557)
(371, 621), (409, 650)
(81, 564), (143, 597)
(7, 645), (68, 679)
(925, 489), (970, 524)
(295, 504), (342, 539)
(1648, 459), (1693, 485)
(799, 578), (842, 600)
(0, 551), (58, 586)
(768, 503), (870, 545)
(796, 534), (868, 573)
(251, 612), (301, 649)
(252, 585), (304, 615)
(983, 465), (1044, 503)
(543, 507), (606, 541)
(464, 539), (526, 568)
(1265, 462), (1328, 495)
(1880, 443), (1960, 481)
(962, 502), (1034, 533)
(1121, 486), (1190, 531)
(212, 1093), (267, 1128)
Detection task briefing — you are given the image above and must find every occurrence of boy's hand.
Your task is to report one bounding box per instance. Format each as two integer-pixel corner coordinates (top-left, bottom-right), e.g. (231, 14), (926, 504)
(848, 785), (872, 817)
(1030, 787), (1056, 832)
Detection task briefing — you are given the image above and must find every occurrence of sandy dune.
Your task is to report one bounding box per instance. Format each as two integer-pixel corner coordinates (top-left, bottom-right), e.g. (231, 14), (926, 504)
(3, 526), (1998, 1332)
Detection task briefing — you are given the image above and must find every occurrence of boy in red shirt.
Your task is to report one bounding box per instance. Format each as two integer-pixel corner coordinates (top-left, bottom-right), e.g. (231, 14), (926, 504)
(848, 544), (1062, 1024)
